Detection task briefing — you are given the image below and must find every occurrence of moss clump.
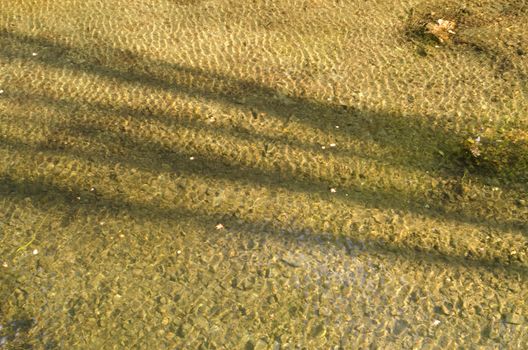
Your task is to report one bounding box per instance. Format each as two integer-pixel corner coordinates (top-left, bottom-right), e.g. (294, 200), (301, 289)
(462, 127), (528, 183)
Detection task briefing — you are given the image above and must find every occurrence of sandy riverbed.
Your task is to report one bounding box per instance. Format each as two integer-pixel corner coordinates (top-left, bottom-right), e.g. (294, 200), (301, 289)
(0, 0), (527, 348)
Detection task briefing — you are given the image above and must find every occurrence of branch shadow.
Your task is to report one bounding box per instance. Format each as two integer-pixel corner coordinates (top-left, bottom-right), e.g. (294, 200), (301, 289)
(2, 88), (526, 235)
(3, 27), (526, 190)
(0, 28), (464, 173)
(0, 28), (527, 276)
(0, 174), (526, 280)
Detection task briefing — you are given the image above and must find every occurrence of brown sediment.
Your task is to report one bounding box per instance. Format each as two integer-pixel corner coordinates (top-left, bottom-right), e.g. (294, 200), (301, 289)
(1, 0), (527, 348)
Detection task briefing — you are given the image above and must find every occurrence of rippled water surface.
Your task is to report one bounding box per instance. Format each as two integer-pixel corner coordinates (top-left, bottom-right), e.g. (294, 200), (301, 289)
(1, 0), (527, 348)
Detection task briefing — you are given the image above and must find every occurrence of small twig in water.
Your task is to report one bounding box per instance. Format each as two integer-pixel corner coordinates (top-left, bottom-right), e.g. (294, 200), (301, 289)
(15, 214), (49, 254)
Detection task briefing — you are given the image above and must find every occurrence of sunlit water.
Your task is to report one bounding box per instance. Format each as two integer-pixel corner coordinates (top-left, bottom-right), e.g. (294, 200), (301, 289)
(1, 0), (527, 348)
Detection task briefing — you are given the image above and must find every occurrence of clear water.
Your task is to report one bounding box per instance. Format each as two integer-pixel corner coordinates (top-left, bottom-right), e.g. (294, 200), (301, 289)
(0, 0), (527, 348)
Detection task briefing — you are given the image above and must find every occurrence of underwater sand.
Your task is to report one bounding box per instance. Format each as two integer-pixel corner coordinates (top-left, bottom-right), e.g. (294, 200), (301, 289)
(0, 0), (527, 348)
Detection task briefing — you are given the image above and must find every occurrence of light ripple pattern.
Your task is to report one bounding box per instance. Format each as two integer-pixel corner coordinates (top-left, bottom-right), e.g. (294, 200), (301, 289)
(0, 0), (527, 348)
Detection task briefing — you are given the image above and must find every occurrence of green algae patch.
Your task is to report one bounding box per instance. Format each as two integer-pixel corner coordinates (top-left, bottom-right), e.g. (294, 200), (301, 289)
(462, 126), (528, 184)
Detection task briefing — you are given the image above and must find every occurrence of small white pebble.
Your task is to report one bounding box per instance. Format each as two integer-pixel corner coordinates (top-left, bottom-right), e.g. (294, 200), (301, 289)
(177, 250), (181, 255)
(330, 143), (336, 147)
(189, 156), (195, 160)
(345, 193), (349, 196)
(119, 233), (125, 238)
(32, 52), (38, 56)
(492, 187), (499, 191)
(90, 187), (95, 191)
(215, 223), (224, 230)
(2, 262), (8, 268)
(432, 320), (441, 326)
(330, 188), (337, 193)
(0, 89), (4, 94)
(335, 125), (339, 129)
(76, 196), (81, 200)
(100, 221), (105, 225)
(32, 249), (39, 255)
(321, 146), (326, 149)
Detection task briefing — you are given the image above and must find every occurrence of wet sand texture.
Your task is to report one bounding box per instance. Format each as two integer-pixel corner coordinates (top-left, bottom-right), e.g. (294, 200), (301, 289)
(0, 0), (527, 348)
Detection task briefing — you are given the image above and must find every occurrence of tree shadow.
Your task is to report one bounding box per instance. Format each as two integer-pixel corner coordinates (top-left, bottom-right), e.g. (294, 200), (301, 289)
(3, 27), (526, 190)
(0, 28), (527, 276)
(0, 174), (526, 280)
(0, 28), (465, 174)
(2, 88), (526, 236)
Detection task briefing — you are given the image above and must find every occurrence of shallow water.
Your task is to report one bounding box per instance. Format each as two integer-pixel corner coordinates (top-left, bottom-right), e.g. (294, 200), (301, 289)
(0, 0), (527, 348)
